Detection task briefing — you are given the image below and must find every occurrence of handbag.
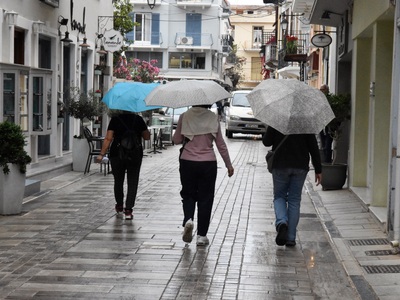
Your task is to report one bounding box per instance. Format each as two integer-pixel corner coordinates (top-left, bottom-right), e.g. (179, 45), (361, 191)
(266, 136), (288, 173)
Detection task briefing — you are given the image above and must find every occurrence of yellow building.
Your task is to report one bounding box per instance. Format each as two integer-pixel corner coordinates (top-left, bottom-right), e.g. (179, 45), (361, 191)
(229, 5), (275, 89)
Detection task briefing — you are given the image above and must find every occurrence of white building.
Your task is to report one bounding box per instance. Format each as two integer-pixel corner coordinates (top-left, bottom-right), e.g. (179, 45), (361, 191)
(0, 0), (113, 180)
(125, 0), (232, 86)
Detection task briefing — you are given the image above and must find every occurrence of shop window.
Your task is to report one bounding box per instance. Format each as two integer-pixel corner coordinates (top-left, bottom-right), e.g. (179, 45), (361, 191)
(3, 73), (16, 123)
(126, 51), (163, 68)
(168, 53), (205, 69)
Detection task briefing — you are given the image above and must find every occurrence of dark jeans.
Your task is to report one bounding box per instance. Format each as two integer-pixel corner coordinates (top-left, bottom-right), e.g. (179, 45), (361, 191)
(110, 156), (142, 210)
(179, 159), (217, 236)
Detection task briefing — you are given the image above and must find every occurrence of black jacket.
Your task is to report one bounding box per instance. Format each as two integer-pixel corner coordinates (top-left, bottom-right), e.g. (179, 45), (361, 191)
(263, 127), (322, 173)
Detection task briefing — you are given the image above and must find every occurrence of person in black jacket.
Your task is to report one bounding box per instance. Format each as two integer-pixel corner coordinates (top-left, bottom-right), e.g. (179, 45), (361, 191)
(263, 126), (322, 247)
(96, 112), (150, 220)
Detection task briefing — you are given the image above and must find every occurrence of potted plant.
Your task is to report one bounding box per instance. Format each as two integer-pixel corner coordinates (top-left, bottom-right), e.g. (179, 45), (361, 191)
(286, 35), (298, 54)
(321, 93), (351, 190)
(65, 87), (105, 172)
(0, 121), (32, 215)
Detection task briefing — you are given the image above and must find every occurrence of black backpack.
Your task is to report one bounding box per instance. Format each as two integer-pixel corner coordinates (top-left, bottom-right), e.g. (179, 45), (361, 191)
(118, 117), (142, 163)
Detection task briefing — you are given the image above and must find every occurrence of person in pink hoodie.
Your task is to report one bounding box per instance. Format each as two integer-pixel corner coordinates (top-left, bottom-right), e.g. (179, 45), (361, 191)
(173, 105), (234, 246)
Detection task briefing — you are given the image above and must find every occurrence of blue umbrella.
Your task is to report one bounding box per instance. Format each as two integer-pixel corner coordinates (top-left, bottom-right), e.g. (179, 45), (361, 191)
(102, 82), (162, 112)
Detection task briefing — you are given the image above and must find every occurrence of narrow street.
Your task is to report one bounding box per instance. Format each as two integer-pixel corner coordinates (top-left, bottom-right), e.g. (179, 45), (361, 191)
(0, 131), (363, 299)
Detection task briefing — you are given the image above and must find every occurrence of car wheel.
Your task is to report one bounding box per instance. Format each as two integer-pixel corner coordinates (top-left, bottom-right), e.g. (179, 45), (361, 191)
(226, 129), (233, 138)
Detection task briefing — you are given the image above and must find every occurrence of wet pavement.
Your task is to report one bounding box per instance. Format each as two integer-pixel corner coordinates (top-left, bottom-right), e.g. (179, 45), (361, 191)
(0, 130), (399, 299)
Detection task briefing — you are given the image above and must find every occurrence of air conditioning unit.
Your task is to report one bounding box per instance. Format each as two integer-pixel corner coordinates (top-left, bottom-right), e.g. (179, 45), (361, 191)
(178, 36), (193, 45)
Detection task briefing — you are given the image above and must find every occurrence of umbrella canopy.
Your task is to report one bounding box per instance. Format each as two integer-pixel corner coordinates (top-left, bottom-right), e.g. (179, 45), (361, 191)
(102, 82), (162, 112)
(145, 80), (231, 108)
(246, 79), (335, 135)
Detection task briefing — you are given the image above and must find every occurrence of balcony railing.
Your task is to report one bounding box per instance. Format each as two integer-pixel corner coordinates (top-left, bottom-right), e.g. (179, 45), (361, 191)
(175, 32), (213, 47)
(130, 32), (164, 47)
(130, 0), (161, 5)
(176, 0), (213, 7)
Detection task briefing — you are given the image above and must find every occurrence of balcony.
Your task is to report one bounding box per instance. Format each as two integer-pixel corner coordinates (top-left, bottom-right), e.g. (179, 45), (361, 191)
(175, 33), (213, 49)
(128, 33), (164, 49)
(130, 0), (161, 5)
(176, 0), (213, 8)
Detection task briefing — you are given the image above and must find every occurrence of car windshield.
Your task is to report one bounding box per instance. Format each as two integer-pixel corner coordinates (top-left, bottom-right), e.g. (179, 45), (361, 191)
(232, 93), (250, 107)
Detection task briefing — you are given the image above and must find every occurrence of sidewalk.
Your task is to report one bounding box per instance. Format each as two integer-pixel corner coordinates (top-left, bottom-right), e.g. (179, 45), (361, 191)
(0, 135), (395, 299)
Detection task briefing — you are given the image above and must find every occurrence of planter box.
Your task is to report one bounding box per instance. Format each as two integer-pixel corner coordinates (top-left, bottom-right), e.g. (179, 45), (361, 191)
(0, 164), (25, 215)
(72, 138), (89, 172)
(321, 163), (347, 190)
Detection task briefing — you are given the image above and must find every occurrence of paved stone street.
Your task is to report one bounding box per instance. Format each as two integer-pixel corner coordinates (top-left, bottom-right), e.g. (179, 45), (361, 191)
(1, 132), (399, 299)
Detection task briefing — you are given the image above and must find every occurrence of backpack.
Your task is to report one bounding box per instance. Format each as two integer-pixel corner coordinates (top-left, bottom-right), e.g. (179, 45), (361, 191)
(118, 117), (142, 163)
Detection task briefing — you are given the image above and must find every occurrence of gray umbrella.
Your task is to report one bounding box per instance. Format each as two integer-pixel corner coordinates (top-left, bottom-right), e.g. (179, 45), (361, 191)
(145, 80), (231, 108)
(246, 79), (335, 135)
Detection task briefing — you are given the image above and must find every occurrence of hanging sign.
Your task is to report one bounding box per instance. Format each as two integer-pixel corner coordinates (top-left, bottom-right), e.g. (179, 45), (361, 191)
(103, 29), (123, 52)
(311, 33), (332, 48)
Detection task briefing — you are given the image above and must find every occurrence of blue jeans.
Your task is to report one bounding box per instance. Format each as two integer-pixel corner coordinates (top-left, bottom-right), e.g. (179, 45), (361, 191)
(272, 168), (308, 241)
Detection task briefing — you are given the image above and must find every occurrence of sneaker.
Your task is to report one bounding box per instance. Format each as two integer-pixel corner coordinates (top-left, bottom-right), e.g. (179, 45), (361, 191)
(182, 219), (194, 243)
(275, 223), (288, 246)
(196, 235), (209, 246)
(124, 209), (133, 220)
(115, 205), (124, 216)
(286, 240), (296, 247)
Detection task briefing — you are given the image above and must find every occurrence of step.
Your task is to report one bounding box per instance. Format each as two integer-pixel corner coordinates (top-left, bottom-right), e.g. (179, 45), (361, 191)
(24, 179), (41, 197)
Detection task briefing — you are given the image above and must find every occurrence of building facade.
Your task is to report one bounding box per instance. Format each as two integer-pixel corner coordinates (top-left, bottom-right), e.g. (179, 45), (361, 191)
(292, 0), (400, 241)
(229, 4), (275, 89)
(0, 0), (113, 177)
(126, 0), (232, 87)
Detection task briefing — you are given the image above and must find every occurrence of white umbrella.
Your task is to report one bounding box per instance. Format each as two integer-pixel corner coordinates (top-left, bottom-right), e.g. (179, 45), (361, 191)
(145, 80), (231, 108)
(246, 79), (335, 135)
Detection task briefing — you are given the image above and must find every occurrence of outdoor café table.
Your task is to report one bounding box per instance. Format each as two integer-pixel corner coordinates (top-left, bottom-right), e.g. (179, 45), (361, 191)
(148, 125), (170, 154)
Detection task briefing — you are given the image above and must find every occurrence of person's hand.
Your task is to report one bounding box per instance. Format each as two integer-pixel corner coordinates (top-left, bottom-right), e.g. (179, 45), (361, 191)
(315, 173), (322, 186)
(227, 166), (234, 177)
(95, 155), (103, 163)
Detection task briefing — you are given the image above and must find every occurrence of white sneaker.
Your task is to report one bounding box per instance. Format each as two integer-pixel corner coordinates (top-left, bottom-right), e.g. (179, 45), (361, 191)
(182, 219), (193, 243)
(196, 235), (209, 246)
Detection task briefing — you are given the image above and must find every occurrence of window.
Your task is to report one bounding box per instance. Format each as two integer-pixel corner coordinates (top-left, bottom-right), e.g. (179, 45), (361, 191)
(31, 71), (52, 133)
(14, 28), (25, 65)
(126, 51), (163, 68)
(39, 36), (52, 69)
(3, 73), (16, 123)
(168, 53), (205, 69)
(126, 13), (160, 45)
(253, 26), (263, 48)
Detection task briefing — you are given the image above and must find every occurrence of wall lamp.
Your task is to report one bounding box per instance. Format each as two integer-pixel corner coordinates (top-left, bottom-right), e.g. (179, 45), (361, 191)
(58, 15), (73, 46)
(79, 37), (90, 51)
(96, 45), (107, 56)
(4, 10), (18, 26)
(280, 12), (304, 32)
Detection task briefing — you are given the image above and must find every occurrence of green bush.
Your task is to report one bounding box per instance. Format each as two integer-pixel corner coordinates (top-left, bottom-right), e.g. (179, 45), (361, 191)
(0, 122), (32, 174)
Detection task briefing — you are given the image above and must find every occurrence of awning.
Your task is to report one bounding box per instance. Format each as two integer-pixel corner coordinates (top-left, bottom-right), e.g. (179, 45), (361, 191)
(276, 66), (300, 79)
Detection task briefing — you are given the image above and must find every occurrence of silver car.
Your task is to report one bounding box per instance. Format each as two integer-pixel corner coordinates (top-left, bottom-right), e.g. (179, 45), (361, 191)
(225, 90), (266, 138)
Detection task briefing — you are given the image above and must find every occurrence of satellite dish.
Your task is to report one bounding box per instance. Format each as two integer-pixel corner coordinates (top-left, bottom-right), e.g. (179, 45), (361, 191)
(311, 33), (332, 48)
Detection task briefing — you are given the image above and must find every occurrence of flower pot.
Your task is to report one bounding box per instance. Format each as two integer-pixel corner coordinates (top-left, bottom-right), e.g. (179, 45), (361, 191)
(321, 163), (347, 190)
(94, 93), (101, 98)
(0, 164), (25, 215)
(72, 138), (89, 172)
(94, 70), (102, 75)
(93, 124), (101, 129)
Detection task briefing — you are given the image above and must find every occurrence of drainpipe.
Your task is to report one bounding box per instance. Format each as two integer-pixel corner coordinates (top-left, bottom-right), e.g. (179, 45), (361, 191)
(389, 2), (400, 243)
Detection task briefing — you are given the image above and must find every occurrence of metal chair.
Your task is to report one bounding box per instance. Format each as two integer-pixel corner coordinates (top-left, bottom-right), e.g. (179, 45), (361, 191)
(83, 127), (110, 175)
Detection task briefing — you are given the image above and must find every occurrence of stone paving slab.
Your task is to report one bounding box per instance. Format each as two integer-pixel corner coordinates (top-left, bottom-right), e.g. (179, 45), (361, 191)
(0, 134), (368, 299)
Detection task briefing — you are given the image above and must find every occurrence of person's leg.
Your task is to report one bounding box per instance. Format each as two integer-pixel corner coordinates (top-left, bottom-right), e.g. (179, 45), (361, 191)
(196, 161), (217, 237)
(110, 157), (126, 210)
(179, 160), (198, 226)
(125, 159), (142, 210)
(272, 169), (290, 226)
(286, 168), (308, 242)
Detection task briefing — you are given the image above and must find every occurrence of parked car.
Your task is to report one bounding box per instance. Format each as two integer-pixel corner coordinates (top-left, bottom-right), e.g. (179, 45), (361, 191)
(225, 90), (267, 138)
(164, 106), (190, 128)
